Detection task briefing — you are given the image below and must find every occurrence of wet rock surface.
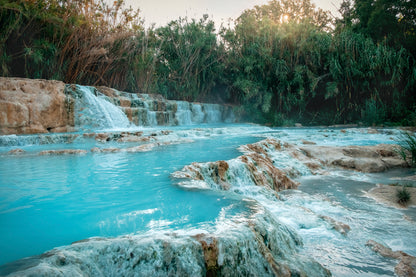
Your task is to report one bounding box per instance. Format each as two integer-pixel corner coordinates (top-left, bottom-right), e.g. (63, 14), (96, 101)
(367, 240), (416, 277)
(1, 207), (330, 277)
(0, 77), (236, 135)
(283, 142), (408, 173)
(173, 138), (298, 193)
(39, 149), (88, 155)
(7, 148), (25, 155)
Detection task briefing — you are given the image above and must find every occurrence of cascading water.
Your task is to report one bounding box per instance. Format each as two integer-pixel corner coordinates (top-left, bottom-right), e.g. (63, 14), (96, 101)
(1, 96), (415, 277)
(74, 85), (131, 130)
(175, 101), (193, 125)
(173, 101), (230, 125)
(203, 103), (222, 123)
(191, 103), (205, 124)
(69, 85), (235, 128)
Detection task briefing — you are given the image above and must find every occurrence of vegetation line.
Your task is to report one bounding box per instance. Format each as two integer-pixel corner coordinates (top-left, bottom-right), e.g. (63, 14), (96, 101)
(1, 0), (415, 126)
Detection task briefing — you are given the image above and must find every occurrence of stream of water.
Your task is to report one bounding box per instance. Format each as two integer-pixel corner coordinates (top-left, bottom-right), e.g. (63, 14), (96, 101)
(0, 86), (415, 276)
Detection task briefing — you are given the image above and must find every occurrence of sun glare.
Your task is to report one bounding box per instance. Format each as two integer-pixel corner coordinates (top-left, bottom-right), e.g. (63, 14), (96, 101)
(281, 14), (289, 23)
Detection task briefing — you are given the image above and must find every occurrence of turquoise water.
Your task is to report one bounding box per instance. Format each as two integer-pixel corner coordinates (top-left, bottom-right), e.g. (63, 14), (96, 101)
(0, 126), (262, 265)
(0, 124), (415, 276)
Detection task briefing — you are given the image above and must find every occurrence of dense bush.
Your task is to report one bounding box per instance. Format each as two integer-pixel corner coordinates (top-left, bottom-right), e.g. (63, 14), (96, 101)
(1, 0), (415, 126)
(396, 186), (411, 205)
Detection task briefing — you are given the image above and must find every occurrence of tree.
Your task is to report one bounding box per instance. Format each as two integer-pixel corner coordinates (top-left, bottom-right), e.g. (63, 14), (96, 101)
(155, 15), (225, 101)
(222, 0), (333, 124)
(339, 0), (416, 56)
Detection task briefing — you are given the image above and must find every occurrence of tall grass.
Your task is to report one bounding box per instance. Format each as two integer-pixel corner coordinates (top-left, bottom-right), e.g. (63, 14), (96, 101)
(397, 132), (416, 167)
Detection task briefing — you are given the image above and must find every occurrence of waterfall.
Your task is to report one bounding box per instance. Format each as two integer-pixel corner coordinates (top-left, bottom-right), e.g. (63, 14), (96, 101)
(191, 103), (205, 124)
(68, 85), (235, 129)
(174, 101), (233, 125)
(203, 104), (223, 123)
(146, 111), (158, 126)
(175, 101), (193, 125)
(74, 86), (131, 130)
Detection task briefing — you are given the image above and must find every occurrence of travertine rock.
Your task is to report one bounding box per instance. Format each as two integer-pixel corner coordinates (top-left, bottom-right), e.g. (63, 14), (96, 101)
(367, 240), (416, 277)
(0, 77), (74, 135)
(297, 144), (408, 173)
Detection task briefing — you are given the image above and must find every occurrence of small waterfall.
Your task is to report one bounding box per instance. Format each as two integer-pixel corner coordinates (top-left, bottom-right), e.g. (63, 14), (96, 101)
(66, 85), (235, 128)
(74, 86), (131, 130)
(191, 104), (205, 124)
(146, 111), (158, 126)
(203, 104), (223, 123)
(173, 101), (233, 125)
(0, 133), (81, 147)
(175, 101), (193, 125)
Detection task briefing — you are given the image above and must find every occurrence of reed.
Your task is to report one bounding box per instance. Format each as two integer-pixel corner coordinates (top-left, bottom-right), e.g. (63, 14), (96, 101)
(397, 132), (416, 167)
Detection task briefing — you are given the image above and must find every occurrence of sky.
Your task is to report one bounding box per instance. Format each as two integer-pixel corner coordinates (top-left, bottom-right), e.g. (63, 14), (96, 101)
(125, 0), (343, 28)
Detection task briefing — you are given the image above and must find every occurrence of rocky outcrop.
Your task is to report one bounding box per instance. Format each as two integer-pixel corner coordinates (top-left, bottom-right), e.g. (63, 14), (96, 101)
(1, 207), (330, 277)
(283, 143), (408, 173)
(193, 234), (219, 275)
(173, 138), (407, 196)
(173, 138), (298, 194)
(319, 215), (351, 236)
(0, 77), (75, 135)
(367, 240), (416, 277)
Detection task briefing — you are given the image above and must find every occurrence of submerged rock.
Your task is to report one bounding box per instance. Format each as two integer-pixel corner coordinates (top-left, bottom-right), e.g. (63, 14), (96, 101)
(39, 149), (87, 155)
(319, 215), (351, 236)
(7, 148), (25, 155)
(366, 240), (416, 277)
(301, 139), (316, 145)
(90, 140), (194, 154)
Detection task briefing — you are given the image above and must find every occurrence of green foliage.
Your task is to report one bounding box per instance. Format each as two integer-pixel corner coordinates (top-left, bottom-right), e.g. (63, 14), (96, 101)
(396, 186), (411, 205)
(0, 0), (144, 89)
(362, 98), (386, 126)
(155, 15), (225, 101)
(0, 0), (415, 125)
(343, 0), (416, 56)
(222, 0), (334, 124)
(397, 132), (416, 167)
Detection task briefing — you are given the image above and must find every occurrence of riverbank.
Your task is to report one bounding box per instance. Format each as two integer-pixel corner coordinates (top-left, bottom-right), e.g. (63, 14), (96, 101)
(367, 184), (416, 209)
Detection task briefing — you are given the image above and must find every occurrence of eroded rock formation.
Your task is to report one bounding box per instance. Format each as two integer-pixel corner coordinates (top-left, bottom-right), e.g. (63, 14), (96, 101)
(272, 141), (408, 173)
(1, 207), (330, 277)
(173, 138), (299, 194)
(0, 77), (74, 135)
(367, 240), (416, 277)
(297, 143), (407, 172)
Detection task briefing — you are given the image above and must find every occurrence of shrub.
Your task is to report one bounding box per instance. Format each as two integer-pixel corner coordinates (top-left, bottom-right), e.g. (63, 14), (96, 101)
(396, 186), (411, 205)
